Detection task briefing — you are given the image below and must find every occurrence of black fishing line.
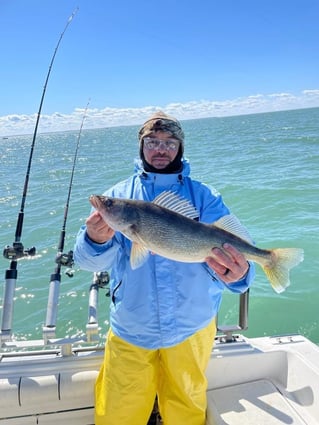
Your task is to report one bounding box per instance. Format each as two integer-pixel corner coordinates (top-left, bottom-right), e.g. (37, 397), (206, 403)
(55, 99), (91, 276)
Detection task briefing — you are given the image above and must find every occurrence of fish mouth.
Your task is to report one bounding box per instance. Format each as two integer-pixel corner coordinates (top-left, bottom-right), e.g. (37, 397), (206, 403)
(89, 195), (114, 211)
(89, 195), (101, 209)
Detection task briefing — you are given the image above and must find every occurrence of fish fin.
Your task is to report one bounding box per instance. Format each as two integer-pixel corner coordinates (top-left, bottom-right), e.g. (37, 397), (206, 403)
(263, 248), (304, 293)
(130, 242), (149, 269)
(213, 214), (254, 243)
(153, 191), (199, 220)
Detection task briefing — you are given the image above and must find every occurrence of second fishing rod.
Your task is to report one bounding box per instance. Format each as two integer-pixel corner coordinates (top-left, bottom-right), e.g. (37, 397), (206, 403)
(43, 100), (90, 342)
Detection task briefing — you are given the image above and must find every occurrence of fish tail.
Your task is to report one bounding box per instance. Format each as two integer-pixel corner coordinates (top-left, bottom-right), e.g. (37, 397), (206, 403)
(262, 248), (304, 293)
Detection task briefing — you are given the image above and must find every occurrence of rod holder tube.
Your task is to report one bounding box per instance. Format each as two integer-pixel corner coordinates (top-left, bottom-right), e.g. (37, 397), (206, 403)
(86, 273), (101, 342)
(88, 283), (98, 325)
(44, 274), (61, 330)
(239, 290), (249, 331)
(1, 269), (18, 335)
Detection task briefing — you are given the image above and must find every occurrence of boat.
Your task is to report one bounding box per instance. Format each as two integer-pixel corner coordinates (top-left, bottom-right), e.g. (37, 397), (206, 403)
(3, 8), (318, 425)
(1, 279), (319, 424)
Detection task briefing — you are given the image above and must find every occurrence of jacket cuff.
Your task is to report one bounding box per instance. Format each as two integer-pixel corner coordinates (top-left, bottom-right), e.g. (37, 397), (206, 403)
(84, 229), (113, 252)
(226, 261), (255, 294)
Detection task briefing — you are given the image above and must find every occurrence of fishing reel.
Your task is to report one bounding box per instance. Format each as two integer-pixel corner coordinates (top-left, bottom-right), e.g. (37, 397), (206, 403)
(92, 271), (110, 297)
(93, 271), (110, 288)
(3, 242), (36, 260)
(55, 250), (75, 277)
(55, 250), (74, 267)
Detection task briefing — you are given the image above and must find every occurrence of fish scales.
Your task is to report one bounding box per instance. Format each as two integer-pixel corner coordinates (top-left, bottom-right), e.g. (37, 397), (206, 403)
(89, 192), (304, 294)
(133, 203), (264, 262)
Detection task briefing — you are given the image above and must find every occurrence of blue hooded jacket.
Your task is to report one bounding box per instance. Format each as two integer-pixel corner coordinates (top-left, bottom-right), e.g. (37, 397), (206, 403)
(74, 159), (255, 349)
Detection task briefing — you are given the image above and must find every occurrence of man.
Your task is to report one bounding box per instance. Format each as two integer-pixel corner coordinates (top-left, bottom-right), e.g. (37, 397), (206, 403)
(74, 111), (255, 425)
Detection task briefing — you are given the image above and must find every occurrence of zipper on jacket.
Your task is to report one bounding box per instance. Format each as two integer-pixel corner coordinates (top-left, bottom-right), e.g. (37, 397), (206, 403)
(112, 280), (123, 304)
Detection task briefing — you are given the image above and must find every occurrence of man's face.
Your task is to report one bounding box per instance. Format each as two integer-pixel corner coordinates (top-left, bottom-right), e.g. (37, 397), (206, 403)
(142, 131), (181, 170)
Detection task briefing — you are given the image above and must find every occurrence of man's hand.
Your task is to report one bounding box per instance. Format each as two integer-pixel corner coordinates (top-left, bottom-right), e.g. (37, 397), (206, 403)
(205, 243), (249, 284)
(86, 210), (115, 244)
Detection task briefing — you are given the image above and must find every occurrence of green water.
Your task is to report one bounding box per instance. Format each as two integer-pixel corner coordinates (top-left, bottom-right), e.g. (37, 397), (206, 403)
(0, 107), (318, 342)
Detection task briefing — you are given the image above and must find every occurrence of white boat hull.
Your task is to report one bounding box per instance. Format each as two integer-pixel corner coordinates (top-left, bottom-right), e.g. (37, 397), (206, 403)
(0, 346), (102, 424)
(1, 334), (319, 424)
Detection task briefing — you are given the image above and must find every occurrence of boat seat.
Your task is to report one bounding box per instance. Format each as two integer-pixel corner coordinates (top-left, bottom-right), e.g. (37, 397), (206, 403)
(206, 379), (306, 424)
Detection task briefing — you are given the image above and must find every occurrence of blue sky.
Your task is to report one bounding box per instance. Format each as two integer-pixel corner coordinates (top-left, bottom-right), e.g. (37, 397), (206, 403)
(1, 0), (319, 136)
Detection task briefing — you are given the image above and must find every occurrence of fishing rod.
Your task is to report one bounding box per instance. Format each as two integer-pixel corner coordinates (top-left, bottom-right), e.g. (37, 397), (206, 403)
(43, 100), (90, 342)
(0, 9), (78, 345)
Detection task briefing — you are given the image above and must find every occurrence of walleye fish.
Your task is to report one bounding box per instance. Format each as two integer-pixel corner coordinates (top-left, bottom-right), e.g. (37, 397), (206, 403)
(89, 191), (304, 293)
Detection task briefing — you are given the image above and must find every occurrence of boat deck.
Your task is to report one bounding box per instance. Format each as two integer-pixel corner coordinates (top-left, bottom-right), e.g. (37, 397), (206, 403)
(206, 334), (319, 425)
(208, 379), (308, 424)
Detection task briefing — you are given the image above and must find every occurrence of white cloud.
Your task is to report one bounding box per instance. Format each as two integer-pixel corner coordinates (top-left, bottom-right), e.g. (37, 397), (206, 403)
(1, 90), (319, 137)
(302, 89), (319, 96)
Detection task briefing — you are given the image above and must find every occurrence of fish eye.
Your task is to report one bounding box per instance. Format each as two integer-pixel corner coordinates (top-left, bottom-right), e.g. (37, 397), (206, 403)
(104, 198), (113, 208)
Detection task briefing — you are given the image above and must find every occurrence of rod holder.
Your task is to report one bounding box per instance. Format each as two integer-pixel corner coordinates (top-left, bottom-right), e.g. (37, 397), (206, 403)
(86, 272), (110, 342)
(217, 290), (250, 342)
(43, 274), (61, 343)
(0, 267), (18, 344)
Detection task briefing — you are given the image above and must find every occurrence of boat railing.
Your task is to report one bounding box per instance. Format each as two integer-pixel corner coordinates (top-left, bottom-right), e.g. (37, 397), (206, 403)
(1, 268), (248, 354)
(216, 289), (249, 342)
(0, 270), (110, 356)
